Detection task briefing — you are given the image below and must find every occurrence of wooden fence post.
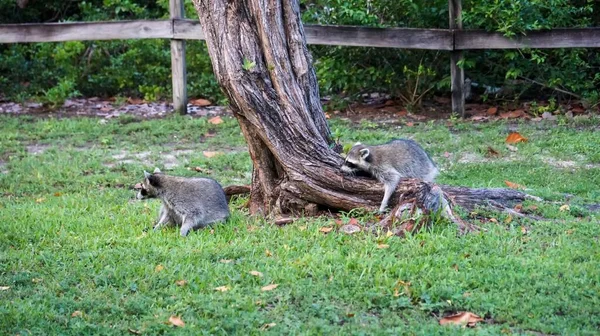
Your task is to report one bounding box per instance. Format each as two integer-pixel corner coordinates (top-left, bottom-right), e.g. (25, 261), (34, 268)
(449, 0), (465, 117)
(170, 0), (187, 114)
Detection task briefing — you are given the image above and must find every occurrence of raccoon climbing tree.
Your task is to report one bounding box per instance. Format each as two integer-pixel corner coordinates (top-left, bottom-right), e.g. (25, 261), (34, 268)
(190, 0), (540, 229)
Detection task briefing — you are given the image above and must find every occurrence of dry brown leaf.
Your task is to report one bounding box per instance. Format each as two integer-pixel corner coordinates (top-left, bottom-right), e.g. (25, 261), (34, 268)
(214, 286), (230, 292)
(347, 218), (359, 226)
(488, 218), (498, 223)
(53, 192), (62, 197)
(504, 215), (513, 224)
(169, 315), (185, 327)
(175, 280), (188, 286)
(393, 288), (400, 297)
(470, 115), (488, 121)
(203, 151), (222, 158)
(339, 224), (361, 235)
(155, 264), (164, 272)
(520, 226), (529, 234)
(514, 204), (523, 212)
(504, 180), (526, 190)
(35, 197), (45, 203)
(261, 284), (278, 291)
(347, 312), (355, 317)
(486, 146), (500, 157)
(405, 122), (414, 127)
(0, 286), (10, 291)
(190, 98), (212, 106)
(265, 249), (273, 257)
(249, 271), (263, 277)
(325, 113), (331, 119)
(487, 107), (498, 115)
(71, 311), (83, 318)
(208, 116), (223, 125)
(566, 229), (574, 235)
(500, 109), (525, 119)
(377, 244), (390, 249)
(505, 132), (528, 144)
(319, 227), (333, 233)
(260, 323), (276, 330)
(439, 312), (483, 327)
(127, 97), (144, 104)
(128, 328), (142, 335)
(559, 204), (570, 212)
(385, 230), (394, 238)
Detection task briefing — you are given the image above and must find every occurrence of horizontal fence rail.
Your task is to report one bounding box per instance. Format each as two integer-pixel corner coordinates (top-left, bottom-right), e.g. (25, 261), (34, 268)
(0, 13), (598, 116)
(1, 19), (599, 49)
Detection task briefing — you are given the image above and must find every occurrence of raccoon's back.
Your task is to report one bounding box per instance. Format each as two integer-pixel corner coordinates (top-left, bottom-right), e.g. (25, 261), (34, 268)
(162, 177), (229, 219)
(377, 139), (438, 181)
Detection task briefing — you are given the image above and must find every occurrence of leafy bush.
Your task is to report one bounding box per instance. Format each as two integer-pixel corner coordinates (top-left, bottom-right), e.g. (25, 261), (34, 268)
(0, 0), (598, 108)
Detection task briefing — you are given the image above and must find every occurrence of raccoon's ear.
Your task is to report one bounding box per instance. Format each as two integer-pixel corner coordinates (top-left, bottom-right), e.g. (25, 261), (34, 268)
(144, 170), (151, 179)
(153, 167), (161, 174)
(147, 174), (162, 188)
(359, 148), (370, 160)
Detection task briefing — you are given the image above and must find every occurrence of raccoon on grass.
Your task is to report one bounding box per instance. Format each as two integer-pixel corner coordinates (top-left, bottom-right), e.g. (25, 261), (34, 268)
(341, 139), (439, 213)
(135, 168), (230, 237)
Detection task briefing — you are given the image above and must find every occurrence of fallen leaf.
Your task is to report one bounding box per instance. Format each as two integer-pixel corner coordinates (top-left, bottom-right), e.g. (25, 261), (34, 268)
(347, 218), (359, 226)
(208, 116), (223, 125)
(504, 214), (513, 224)
(249, 271), (263, 277)
(488, 218), (498, 223)
(128, 328), (142, 335)
(175, 280), (188, 286)
(439, 312), (483, 327)
(325, 113), (331, 119)
(168, 315), (185, 327)
(265, 249), (273, 257)
(452, 264), (459, 271)
(347, 312), (355, 317)
(203, 151), (222, 158)
(0, 286), (10, 291)
(559, 204), (570, 212)
(261, 284), (278, 291)
(190, 98), (212, 106)
(443, 152), (451, 158)
(127, 97), (144, 104)
(53, 192), (62, 197)
(505, 132), (528, 144)
(155, 264), (164, 272)
(571, 106), (585, 114)
(71, 311), (83, 318)
(500, 109), (525, 119)
(339, 224), (361, 235)
(506, 144), (518, 152)
(214, 286), (230, 292)
(520, 226), (529, 234)
(486, 146), (500, 157)
(377, 244), (389, 249)
(260, 323), (276, 330)
(319, 227), (333, 233)
(504, 180), (526, 190)
(220, 259), (233, 263)
(393, 288), (400, 297)
(487, 106), (498, 115)
(514, 204), (523, 212)
(405, 122), (414, 127)
(526, 205), (539, 211)
(246, 226), (258, 232)
(470, 115), (489, 121)
(35, 197), (45, 203)
(386, 230), (394, 238)
(566, 229), (574, 235)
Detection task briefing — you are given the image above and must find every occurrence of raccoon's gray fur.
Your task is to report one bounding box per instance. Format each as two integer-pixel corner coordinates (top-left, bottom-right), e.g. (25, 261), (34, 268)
(340, 139), (439, 212)
(135, 168), (230, 236)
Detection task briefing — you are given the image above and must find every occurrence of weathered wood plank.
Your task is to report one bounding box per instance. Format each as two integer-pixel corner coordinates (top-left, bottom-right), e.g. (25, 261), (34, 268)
(456, 28), (600, 49)
(170, 0), (187, 114)
(0, 20), (172, 43)
(174, 20), (453, 50)
(449, 0), (465, 117)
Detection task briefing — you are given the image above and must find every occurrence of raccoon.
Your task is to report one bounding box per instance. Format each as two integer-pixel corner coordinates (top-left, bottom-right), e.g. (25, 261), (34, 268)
(340, 139), (439, 212)
(135, 168), (230, 237)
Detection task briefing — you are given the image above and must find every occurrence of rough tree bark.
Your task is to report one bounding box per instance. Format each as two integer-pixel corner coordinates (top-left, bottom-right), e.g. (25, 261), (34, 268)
(191, 0), (539, 226)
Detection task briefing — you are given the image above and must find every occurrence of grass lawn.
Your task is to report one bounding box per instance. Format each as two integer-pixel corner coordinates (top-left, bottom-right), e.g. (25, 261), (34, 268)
(1, 113), (599, 335)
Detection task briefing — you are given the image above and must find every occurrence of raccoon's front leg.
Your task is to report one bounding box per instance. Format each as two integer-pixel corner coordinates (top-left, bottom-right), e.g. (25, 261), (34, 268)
(379, 174), (401, 213)
(153, 205), (170, 231)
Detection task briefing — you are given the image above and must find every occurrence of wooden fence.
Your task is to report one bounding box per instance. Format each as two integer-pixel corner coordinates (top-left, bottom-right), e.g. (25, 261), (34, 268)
(1, 0), (599, 115)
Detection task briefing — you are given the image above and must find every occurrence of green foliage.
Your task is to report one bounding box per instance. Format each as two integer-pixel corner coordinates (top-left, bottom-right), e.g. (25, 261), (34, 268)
(0, 0), (598, 107)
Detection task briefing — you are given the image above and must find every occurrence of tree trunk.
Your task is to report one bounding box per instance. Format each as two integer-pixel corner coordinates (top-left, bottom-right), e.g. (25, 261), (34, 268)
(191, 0), (539, 225)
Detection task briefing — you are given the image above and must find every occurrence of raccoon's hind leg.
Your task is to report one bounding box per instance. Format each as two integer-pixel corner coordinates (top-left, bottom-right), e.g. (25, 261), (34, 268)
(380, 174), (401, 213)
(180, 215), (195, 237)
(153, 205), (170, 231)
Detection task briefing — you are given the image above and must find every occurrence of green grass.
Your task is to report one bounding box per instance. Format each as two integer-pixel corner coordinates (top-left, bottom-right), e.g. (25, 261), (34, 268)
(1, 114), (599, 335)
